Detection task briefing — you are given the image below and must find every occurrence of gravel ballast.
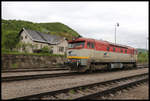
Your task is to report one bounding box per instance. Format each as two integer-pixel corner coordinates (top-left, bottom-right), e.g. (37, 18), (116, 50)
(98, 83), (149, 100)
(2, 68), (148, 99)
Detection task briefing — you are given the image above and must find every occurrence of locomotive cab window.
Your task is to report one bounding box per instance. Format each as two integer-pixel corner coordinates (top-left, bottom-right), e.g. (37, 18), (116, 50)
(91, 43), (95, 49)
(68, 41), (85, 49)
(87, 42), (90, 48)
(87, 42), (95, 49)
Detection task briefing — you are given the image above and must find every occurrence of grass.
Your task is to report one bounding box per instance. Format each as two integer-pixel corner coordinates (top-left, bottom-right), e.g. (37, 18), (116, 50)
(69, 89), (76, 94)
(137, 52), (149, 63)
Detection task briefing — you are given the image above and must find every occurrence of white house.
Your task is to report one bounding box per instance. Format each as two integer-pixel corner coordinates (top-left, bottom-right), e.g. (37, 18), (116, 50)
(18, 28), (68, 55)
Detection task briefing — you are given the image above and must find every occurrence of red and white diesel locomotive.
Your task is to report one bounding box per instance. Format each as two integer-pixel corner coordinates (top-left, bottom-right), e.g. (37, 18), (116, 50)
(66, 37), (137, 72)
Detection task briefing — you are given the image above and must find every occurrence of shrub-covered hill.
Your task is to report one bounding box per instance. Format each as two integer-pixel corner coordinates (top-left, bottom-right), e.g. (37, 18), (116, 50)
(2, 19), (80, 50)
(136, 48), (148, 63)
(136, 48), (148, 53)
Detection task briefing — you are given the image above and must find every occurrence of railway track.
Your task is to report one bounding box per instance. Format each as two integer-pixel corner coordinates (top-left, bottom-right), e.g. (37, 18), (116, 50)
(2, 64), (148, 73)
(2, 65), (69, 73)
(136, 64), (148, 68)
(2, 68), (69, 73)
(2, 65), (148, 82)
(2, 72), (77, 82)
(10, 72), (148, 100)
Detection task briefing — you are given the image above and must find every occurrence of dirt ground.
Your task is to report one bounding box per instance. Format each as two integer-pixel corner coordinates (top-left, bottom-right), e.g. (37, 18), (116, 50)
(99, 82), (149, 100)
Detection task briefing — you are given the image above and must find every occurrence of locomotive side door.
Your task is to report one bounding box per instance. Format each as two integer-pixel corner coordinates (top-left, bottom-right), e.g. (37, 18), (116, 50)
(131, 49), (134, 62)
(87, 41), (95, 59)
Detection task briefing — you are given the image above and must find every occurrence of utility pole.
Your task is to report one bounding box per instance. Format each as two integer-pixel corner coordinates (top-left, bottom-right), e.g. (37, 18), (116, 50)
(146, 37), (147, 50)
(115, 22), (119, 44)
(146, 37), (149, 50)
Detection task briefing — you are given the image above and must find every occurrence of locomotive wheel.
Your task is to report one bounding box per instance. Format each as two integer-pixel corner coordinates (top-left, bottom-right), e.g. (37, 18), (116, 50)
(133, 63), (137, 68)
(89, 63), (95, 72)
(107, 63), (112, 71)
(87, 64), (92, 73)
(121, 64), (125, 70)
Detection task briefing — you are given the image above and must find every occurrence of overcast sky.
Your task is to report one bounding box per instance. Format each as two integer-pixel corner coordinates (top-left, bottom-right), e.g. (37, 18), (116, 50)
(2, 1), (149, 49)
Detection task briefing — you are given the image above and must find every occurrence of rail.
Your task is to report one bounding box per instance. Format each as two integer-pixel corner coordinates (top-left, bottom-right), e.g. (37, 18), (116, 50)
(2, 65), (148, 82)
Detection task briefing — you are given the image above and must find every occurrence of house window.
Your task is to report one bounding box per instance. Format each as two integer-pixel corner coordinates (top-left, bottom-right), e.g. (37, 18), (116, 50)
(25, 36), (27, 39)
(20, 36), (23, 40)
(125, 50), (127, 53)
(22, 47), (26, 51)
(59, 47), (64, 52)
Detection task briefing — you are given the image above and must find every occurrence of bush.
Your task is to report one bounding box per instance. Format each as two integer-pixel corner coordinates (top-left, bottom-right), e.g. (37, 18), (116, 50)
(137, 52), (148, 63)
(1, 48), (10, 53)
(40, 46), (52, 53)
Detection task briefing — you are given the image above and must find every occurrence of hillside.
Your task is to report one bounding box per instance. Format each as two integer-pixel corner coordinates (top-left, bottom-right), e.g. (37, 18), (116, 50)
(136, 48), (148, 53)
(2, 19), (80, 50)
(136, 48), (148, 63)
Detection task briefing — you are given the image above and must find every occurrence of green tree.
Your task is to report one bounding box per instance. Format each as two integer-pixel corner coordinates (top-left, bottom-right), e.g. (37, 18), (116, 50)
(2, 19), (80, 51)
(138, 52), (148, 63)
(2, 31), (19, 51)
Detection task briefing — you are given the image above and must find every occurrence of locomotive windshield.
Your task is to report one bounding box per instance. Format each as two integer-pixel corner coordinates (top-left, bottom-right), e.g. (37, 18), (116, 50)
(68, 41), (85, 49)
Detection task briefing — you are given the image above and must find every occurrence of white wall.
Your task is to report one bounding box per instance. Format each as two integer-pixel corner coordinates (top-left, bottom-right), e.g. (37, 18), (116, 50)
(19, 31), (68, 55)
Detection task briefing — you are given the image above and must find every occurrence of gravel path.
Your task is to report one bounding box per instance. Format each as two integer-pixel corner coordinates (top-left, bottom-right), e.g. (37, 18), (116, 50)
(2, 68), (148, 99)
(2, 70), (70, 77)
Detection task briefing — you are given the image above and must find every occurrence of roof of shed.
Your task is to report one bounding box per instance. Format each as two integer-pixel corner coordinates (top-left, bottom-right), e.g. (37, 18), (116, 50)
(19, 28), (64, 44)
